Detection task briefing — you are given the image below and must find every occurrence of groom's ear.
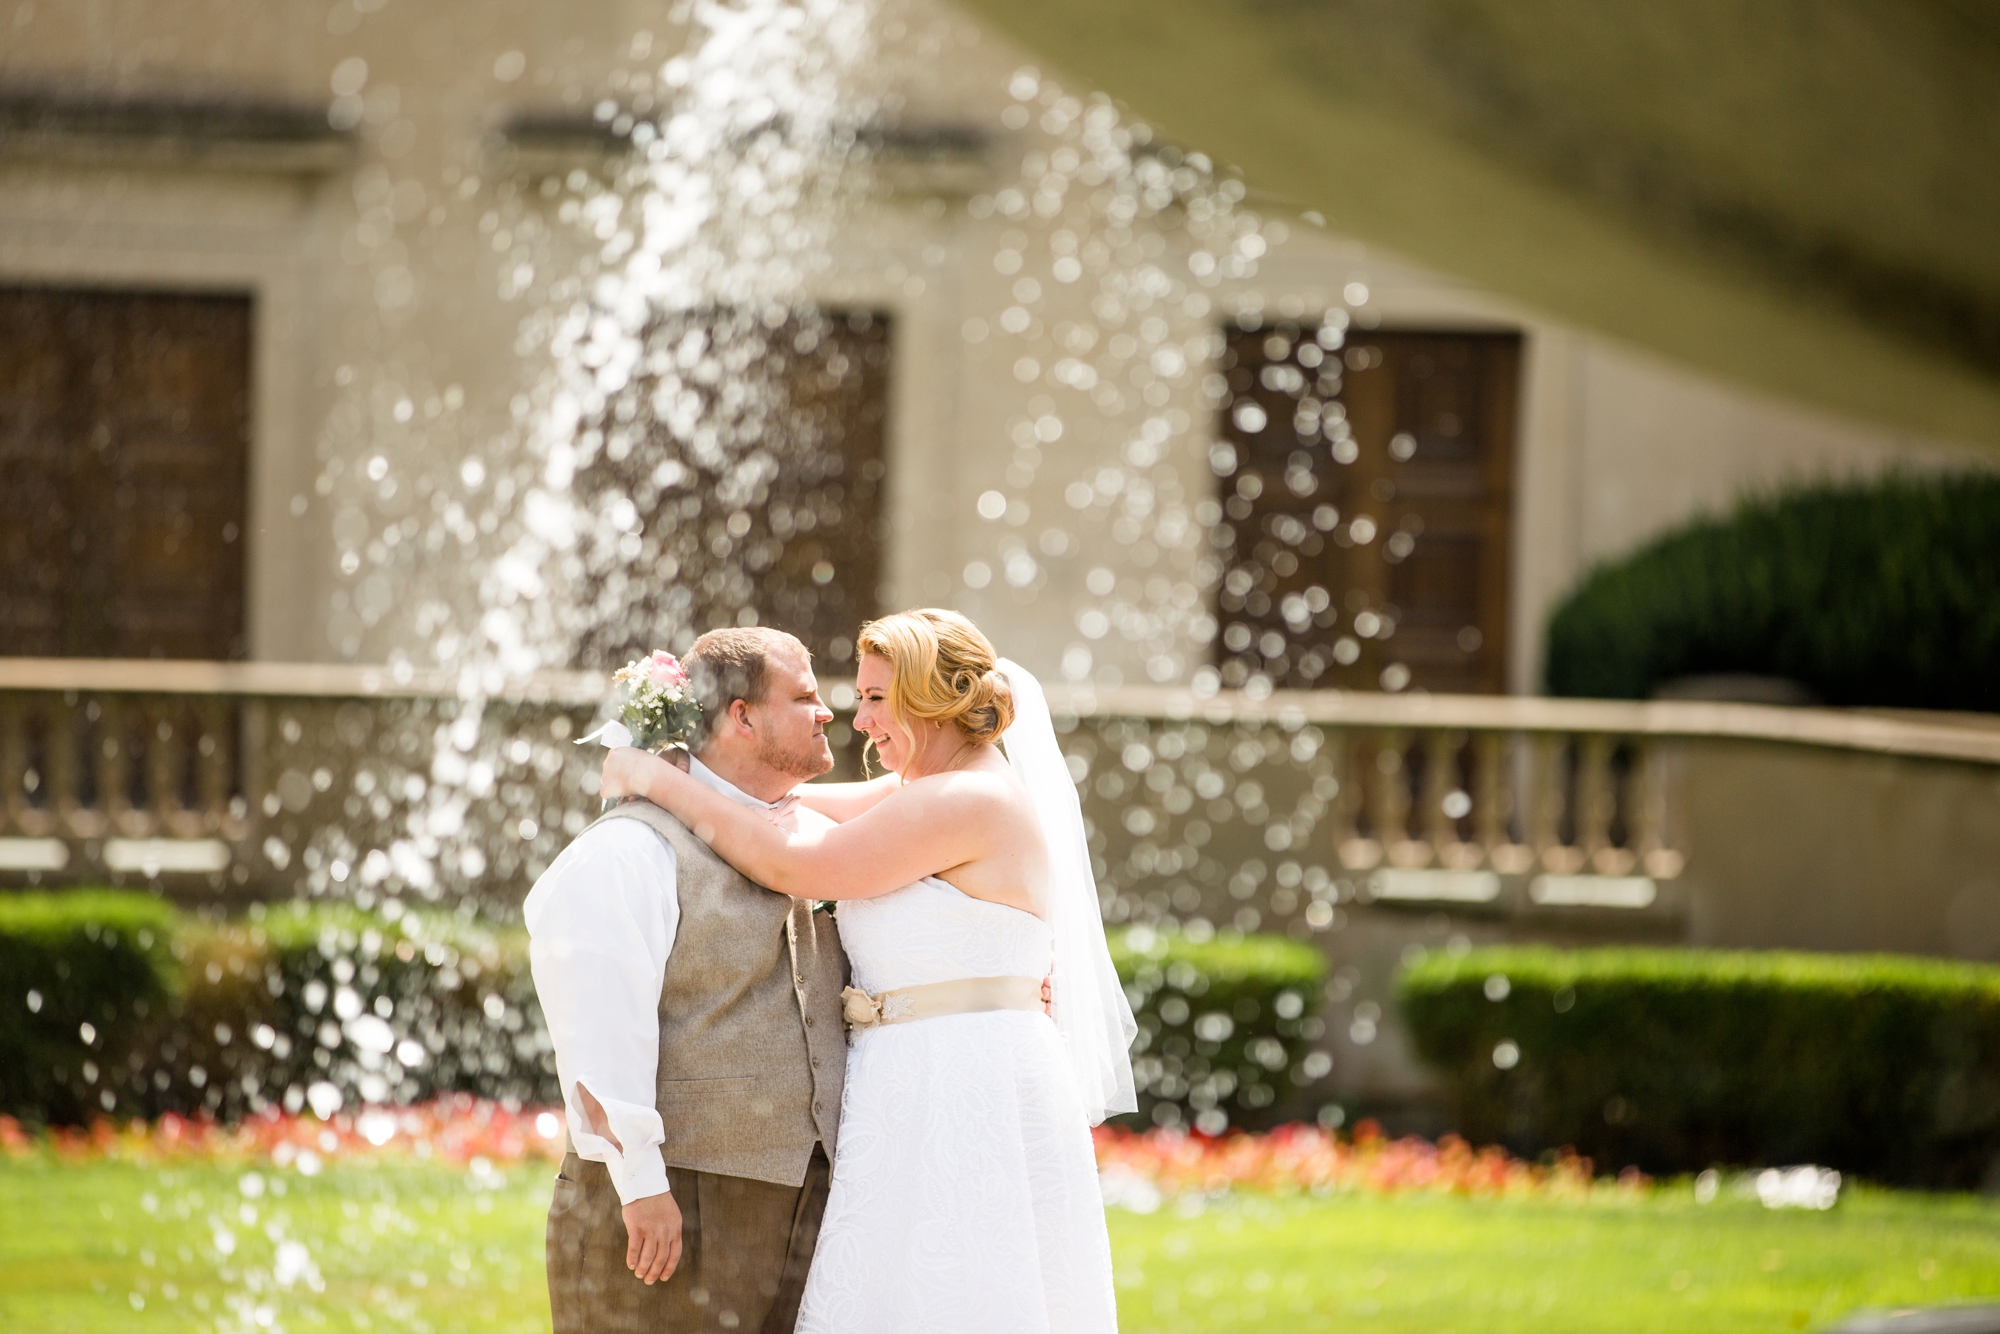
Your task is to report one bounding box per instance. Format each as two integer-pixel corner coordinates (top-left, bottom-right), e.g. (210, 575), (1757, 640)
(725, 697), (757, 736)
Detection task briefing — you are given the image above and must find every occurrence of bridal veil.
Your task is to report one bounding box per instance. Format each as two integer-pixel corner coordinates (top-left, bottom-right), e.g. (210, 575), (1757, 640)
(997, 658), (1138, 1125)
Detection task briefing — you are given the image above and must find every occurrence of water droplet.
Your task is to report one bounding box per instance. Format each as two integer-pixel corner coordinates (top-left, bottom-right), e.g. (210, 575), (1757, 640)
(330, 57), (368, 97)
(1231, 401), (1268, 434)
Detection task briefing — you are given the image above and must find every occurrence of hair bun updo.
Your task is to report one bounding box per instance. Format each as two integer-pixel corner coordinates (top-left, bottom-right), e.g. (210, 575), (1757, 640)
(956, 665), (1015, 745)
(856, 609), (1015, 744)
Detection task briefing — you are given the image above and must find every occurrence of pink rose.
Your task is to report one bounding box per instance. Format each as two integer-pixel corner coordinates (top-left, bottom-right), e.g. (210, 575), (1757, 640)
(648, 650), (690, 688)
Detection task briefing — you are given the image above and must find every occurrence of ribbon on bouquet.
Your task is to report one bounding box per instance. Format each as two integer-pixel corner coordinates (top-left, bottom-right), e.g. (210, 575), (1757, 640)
(575, 726), (694, 812)
(574, 719), (635, 749)
(574, 720), (640, 814)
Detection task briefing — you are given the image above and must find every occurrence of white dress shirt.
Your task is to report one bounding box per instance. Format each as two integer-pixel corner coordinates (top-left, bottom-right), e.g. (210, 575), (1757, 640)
(524, 758), (828, 1204)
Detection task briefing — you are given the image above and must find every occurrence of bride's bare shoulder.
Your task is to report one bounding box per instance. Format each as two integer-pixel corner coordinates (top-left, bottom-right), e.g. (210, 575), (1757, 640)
(911, 759), (1045, 841)
(894, 752), (1026, 812)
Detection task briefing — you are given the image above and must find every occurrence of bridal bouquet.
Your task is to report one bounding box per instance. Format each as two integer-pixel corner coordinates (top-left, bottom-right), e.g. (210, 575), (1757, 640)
(578, 650), (703, 751)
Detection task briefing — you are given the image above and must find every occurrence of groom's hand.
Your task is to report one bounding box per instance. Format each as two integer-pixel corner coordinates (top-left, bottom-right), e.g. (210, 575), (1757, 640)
(623, 1190), (683, 1285)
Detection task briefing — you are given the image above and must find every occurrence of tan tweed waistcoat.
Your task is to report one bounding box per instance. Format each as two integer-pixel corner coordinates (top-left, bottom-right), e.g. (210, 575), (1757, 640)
(596, 799), (848, 1187)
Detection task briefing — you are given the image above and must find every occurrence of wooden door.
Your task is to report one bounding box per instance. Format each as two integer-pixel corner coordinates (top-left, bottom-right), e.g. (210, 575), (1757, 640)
(577, 309), (893, 671)
(0, 288), (252, 660)
(1214, 325), (1518, 693)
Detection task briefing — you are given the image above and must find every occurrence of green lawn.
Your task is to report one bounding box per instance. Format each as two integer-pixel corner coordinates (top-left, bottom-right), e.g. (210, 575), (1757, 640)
(3, 1159), (1997, 1333)
(1112, 1189), (2000, 1333)
(0, 1158), (551, 1333)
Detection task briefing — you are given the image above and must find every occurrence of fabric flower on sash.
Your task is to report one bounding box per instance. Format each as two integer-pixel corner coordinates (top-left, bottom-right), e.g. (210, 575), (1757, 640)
(842, 986), (915, 1029)
(842, 986), (880, 1028)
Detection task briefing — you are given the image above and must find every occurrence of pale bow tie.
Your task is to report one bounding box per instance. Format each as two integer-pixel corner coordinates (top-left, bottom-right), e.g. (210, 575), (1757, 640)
(758, 792), (802, 833)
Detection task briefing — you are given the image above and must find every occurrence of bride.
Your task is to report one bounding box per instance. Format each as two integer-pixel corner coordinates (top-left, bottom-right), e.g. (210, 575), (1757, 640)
(599, 608), (1136, 1333)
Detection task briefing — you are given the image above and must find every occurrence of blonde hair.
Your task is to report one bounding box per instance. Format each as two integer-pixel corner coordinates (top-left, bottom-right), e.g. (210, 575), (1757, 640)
(856, 608), (1014, 747)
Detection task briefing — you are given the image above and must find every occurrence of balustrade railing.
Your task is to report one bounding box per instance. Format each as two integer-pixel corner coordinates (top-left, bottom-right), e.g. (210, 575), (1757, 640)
(1037, 682), (2000, 918)
(0, 660), (605, 890)
(2, 659), (1997, 905)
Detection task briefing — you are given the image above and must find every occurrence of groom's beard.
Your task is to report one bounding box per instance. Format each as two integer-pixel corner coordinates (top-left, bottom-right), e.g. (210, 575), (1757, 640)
(757, 730), (833, 782)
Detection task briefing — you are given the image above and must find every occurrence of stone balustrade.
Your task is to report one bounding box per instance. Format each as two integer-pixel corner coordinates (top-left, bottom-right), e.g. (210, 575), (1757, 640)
(1038, 681), (2000, 925)
(0, 660), (604, 898)
(3, 659), (1997, 916)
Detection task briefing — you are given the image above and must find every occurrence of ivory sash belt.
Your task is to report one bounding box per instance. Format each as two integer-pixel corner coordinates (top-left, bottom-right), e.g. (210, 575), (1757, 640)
(841, 975), (1043, 1030)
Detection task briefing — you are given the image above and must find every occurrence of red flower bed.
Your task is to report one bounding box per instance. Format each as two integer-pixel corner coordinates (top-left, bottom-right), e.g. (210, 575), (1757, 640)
(0, 1094), (565, 1169)
(1094, 1119), (1646, 1198)
(2, 1101), (1644, 1199)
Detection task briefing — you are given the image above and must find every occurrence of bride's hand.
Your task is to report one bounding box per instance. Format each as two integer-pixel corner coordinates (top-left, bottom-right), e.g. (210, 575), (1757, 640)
(600, 746), (674, 802)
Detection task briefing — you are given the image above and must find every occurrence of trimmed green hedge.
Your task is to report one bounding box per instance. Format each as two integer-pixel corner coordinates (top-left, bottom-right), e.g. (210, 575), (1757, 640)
(1398, 945), (2000, 1187)
(166, 901), (553, 1119)
(1545, 471), (2000, 711)
(8, 892), (1342, 1135)
(0, 891), (181, 1124)
(1111, 927), (1329, 1132)
(0, 890), (554, 1125)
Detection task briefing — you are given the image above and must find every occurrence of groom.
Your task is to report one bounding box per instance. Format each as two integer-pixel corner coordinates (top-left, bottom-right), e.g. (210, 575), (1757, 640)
(527, 626), (850, 1333)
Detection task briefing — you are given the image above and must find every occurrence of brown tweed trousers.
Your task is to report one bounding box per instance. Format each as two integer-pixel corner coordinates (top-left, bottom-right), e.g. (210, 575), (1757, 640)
(546, 1145), (832, 1333)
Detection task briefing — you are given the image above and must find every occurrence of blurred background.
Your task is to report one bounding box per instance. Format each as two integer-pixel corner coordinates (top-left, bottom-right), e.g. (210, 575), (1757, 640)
(2, 2), (1999, 1331)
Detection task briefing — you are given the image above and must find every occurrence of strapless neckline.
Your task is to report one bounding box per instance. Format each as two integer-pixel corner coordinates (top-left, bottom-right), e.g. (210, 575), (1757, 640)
(835, 873), (1053, 996)
(919, 874), (1046, 924)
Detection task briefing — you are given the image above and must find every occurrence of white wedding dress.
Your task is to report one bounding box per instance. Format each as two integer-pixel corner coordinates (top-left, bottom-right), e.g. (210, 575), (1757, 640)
(795, 875), (1119, 1333)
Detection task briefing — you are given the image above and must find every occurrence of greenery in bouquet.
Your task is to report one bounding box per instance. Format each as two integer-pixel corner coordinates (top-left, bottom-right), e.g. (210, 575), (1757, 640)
(595, 650), (704, 751)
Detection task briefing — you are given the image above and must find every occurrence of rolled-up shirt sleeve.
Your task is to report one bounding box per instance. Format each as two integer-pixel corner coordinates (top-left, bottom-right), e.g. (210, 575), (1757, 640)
(525, 818), (679, 1205)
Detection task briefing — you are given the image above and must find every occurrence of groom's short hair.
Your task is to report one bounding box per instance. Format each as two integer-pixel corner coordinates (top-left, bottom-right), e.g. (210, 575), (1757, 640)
(684, 627), (809, 745)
